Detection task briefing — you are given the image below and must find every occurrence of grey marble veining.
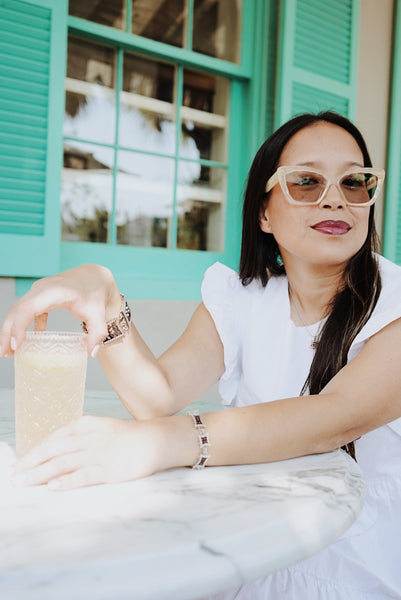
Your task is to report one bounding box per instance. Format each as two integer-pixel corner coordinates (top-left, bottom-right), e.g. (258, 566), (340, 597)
(0, 389), (364, 600)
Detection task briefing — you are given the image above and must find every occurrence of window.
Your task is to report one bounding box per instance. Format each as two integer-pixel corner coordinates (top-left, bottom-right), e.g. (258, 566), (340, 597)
(63, 1), (240, 256)
(68, 0), (242, 62)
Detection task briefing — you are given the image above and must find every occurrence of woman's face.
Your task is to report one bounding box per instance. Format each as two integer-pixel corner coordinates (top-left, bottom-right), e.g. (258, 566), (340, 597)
(260, 122), (371, 272)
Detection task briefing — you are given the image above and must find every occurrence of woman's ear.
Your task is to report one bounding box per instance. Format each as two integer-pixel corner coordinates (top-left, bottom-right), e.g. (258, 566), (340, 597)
(259, 202), (272, 233)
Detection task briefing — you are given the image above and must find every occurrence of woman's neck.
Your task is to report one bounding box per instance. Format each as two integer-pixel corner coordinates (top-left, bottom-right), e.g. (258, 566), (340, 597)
(285, 265), (344, 326)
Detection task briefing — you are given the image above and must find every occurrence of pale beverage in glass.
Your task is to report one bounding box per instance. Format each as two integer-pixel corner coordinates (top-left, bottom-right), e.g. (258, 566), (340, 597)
(14, 331), (88, 455)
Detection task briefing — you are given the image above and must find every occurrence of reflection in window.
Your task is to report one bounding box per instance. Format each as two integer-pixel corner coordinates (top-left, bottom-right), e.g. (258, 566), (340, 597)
(61, 142), (114, 243)
(119, 54), (176, 153)
(116, 152), (175, 247)
(181, 69), (228, 162)
(193, 0), (241, 63)
(62, 24), (232, 251)
(177, 164), (225, 251)
(132, 0), (185, 47)
(68, 0), (242, 64)
(69, 0), (126, 30)
(64, 38), (116, 145)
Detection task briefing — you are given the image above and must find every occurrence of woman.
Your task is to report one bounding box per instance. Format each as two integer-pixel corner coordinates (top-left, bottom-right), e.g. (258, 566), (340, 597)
(1, 111), (401, 597)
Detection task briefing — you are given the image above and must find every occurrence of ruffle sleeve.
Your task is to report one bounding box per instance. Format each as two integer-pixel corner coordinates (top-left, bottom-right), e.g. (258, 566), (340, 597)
(201, 262), (242, 405)
(349, 255), (401, 436)
(352, 255), (401, 346)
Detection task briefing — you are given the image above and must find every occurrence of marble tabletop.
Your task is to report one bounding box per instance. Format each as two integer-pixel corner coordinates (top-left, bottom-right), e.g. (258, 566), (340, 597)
(0, 389), (365, 600)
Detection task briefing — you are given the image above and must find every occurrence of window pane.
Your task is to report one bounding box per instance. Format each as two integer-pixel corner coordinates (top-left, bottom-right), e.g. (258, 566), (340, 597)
(61, 142), (114, 243)
(119, 54), (176, 153)
(132, 0), (185, 47)
(116, 152), (175, 247)
(181, 69), (229, 162)
(193, 0), (242, 63)
(64, 38), (116, 145)
(177, 163), (225, 251)
(69, 0), (126, 30)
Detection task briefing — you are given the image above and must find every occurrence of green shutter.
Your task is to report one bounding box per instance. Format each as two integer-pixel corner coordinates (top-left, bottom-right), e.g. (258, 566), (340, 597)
(383, 0), (401, 265)
(275, 0), (359, 126)
(0, 0), (67, 277)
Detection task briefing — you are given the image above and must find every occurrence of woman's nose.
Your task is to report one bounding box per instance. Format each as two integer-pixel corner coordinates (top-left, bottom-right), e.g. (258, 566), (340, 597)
(319, 183), (344, 209)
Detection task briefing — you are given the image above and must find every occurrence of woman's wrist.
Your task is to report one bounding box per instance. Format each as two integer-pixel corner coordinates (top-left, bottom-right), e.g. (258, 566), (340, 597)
(101, 268), (122, 322)
(151, 414), (201, 472)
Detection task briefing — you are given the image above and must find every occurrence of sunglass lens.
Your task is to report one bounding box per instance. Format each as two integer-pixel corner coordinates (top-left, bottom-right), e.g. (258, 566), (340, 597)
(285, 171), (325, 203)
(340, 172), (378, 204)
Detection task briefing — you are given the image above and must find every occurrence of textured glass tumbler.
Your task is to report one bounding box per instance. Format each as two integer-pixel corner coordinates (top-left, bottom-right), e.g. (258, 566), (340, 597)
(14, 331), (88, 456)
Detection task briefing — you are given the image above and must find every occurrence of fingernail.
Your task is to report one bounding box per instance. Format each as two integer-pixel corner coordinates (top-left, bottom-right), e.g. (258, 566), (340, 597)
(11, 472), (27, 487)
(0, 344), (3, 356)
(91, 344), (100, 358)
(10, 337), (17, 351)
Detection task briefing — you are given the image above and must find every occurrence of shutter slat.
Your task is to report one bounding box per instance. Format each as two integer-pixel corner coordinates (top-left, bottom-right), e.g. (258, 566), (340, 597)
(0, 142), (46, 160)
(0, 73), (49, 99)
(0, 29), (50, 54)
(0, 97), (47, 119)
(0, 0), (50, 237)
(0, 222), (44, 235)
(292, 82), (349, 116)
(0, 189), (43, 201)
(0, 1), (50, 24)
(276, 0), (358, 126)
(0, 177), (45, 192)
(0, 155), (45, 171)
(0, 200), (44, 213)
(0, 132), (47, 151)
(0, 210), (44, 224)
(0, 108), (47, 130)
(294, 0), (353, 84)
(0, 10), (50, 42)
(0, 0), (66, 278)
(0, 167), (46, 182)
(0, 121), (48, 141)
(0, 61), (49, 85)
(0, 40), (48, 64)
(0, 83), (48, 112)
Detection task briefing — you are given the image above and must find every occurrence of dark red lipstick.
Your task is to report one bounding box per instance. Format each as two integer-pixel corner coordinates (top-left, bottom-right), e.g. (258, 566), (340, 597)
(312, 220), (351, 235)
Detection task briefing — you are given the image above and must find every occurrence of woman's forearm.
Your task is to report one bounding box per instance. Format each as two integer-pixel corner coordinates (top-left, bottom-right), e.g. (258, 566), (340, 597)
(98, 323), (176, 419)
(97, 302), (225, 420)
(161, 393), (370, 472)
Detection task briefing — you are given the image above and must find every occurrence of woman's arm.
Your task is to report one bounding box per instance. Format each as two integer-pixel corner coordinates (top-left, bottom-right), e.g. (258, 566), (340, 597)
(98, 301), (225, 418)
(0, 264), (225, 418)
(12, 317), (401, 490)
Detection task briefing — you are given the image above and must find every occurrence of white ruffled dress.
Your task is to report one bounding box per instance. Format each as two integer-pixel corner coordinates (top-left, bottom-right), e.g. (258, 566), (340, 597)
(200, 254), (401, 600)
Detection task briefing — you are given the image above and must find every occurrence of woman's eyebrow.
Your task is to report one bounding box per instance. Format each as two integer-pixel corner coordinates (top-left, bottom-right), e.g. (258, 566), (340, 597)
(292, 160), (365, 169)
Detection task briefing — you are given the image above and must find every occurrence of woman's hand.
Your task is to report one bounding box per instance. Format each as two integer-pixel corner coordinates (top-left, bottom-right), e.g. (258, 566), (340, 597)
(0, 264), (121, 358)
(11, 415), (168, 491)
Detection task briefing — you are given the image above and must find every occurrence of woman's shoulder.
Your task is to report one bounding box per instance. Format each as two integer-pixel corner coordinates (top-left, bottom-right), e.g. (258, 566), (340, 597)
(202, 262), (259, 296)
(201, 262), (284, 302)
(377, 253), (401, 286)
(352, 254), (401, 344)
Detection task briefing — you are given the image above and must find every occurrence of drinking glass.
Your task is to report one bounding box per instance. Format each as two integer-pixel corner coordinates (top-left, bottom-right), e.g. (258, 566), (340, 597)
(14, 331), (88, 456)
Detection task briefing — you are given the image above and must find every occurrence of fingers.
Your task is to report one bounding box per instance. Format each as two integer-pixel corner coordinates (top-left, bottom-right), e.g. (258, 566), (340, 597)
(10, 416), (148, 491)
(34, 313), (48, 332)
(48, 465), (105, 491)
(11, 418), (106, 490)
(12, 451), (85, 488)
(0, 273), (110, 358)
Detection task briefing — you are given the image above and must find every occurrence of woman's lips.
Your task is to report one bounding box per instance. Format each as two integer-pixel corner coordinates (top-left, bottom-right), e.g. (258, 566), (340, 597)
(312, 220), (351, 235)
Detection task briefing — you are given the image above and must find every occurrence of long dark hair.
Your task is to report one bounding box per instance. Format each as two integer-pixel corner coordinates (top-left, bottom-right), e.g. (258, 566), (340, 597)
(239, 111), (382, 459)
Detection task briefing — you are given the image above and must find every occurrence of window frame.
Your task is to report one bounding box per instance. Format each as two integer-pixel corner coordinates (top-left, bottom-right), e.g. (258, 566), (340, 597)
(59, 0), (262, 299)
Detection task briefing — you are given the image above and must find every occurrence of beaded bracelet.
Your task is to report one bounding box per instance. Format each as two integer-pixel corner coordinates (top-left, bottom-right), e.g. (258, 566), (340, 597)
(188, 411), (211, 469)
